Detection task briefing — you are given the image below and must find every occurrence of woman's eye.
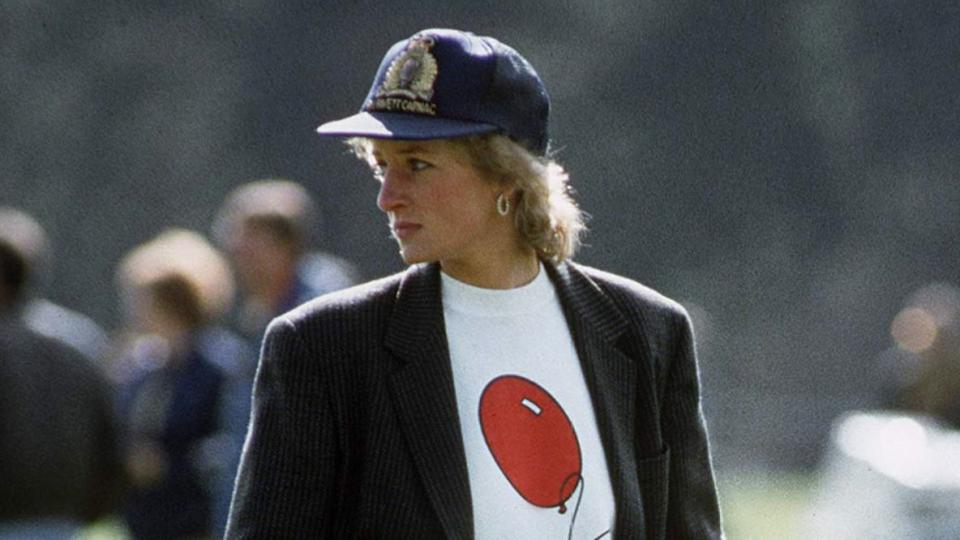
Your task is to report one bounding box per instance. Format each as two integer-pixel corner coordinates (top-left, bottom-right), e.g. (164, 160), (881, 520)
(372, 162), (387, 181)
(410, 159), (431, 172)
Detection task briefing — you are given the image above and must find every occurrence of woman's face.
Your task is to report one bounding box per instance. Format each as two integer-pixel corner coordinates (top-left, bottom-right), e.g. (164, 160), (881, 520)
(372, 138), (504, 268)
(226, 220), (296, 297)
(128, 288), (180, 339)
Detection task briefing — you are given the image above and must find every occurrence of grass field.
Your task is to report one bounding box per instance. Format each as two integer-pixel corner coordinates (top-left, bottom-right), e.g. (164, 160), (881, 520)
(719, 470), (817, 540)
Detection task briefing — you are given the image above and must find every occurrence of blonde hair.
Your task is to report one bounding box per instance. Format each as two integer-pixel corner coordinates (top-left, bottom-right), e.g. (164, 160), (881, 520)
(349, 134), (586, 262)
(118, 229), (235, 327)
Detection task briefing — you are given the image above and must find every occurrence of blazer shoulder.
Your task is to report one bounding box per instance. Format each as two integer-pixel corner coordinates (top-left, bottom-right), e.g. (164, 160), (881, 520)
(569, 262), (690, 323)
(273, 270), (404, 333)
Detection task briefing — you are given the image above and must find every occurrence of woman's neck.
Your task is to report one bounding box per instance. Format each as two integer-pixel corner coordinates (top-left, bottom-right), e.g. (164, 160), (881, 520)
(440, 244), (540, 290)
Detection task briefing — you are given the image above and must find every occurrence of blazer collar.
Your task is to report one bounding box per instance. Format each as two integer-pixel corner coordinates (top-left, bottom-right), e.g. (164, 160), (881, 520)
(546, 261), (645, 532)
(384, 262), (446, 362)
(543, 261), (630, 345)
(384, 263), (474, 539)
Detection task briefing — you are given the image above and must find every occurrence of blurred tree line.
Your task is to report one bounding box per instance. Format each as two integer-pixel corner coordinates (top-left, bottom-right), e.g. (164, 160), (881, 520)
(3, 0), (959, 473)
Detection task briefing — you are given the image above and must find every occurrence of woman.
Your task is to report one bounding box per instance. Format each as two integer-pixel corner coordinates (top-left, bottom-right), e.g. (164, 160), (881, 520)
(228, 29), (722, 539)
(115, 229), (237, 539)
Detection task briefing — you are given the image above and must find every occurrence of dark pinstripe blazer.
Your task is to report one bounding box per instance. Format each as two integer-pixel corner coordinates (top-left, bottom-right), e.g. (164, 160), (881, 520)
(226, 261), (722, 539)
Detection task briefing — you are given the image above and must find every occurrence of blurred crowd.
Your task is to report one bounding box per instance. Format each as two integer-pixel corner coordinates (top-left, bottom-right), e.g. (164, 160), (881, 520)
(4, 176), (960, 539)
(0, 179), (358, 539)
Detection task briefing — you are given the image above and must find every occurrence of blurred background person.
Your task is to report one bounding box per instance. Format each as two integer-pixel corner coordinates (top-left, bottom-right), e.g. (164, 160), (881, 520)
(7, 3), (960, 536)
(0, 234), (124, 538)
(113, 229), (239, 540)
(212, 178), (360, 342)
(0, 207), (109, 363)
(209, 179), (360, 534)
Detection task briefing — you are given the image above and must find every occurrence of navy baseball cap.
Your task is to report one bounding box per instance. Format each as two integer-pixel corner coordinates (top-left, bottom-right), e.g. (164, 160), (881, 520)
(316, 28), (550, 155)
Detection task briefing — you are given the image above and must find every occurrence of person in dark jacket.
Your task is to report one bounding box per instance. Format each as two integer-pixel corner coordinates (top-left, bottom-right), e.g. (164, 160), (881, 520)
(0, 207), (109, 363)
(0, 236), (123, 538)
(228, 28), (723, 539)
(114, 229), (236, 540)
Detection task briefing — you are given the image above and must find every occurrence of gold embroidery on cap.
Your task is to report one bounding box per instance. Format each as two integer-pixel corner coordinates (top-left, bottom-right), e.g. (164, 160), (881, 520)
(371, 34), (438, 115)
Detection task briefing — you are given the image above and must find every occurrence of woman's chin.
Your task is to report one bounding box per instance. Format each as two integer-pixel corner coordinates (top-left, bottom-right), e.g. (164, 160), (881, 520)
(398, 246), (429, 265)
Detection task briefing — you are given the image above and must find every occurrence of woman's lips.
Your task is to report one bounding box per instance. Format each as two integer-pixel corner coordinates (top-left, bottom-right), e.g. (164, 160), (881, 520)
(392, 222), (421, 240)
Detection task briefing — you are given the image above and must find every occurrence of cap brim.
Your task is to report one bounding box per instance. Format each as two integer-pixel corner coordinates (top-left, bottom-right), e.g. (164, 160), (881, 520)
(316, 111), (499, 141)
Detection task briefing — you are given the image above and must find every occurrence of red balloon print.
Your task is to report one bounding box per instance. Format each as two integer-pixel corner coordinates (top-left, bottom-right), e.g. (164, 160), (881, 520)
(479, 375), (582, 513)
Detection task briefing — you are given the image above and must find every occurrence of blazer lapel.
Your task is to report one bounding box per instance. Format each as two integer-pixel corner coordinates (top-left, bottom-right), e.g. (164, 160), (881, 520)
(545, 262), (647, 533)
(384, 263), (474, 539)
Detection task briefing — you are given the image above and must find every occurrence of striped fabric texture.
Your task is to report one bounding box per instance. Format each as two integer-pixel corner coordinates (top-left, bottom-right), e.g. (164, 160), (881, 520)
(226, 261), (722, 539)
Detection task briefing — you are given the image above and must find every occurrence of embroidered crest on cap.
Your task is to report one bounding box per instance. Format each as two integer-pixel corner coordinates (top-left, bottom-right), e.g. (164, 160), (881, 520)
(369, 34), (438, 115)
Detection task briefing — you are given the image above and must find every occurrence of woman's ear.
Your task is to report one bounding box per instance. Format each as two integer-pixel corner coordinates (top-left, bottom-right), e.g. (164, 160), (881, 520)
(496, 177), (518, 197)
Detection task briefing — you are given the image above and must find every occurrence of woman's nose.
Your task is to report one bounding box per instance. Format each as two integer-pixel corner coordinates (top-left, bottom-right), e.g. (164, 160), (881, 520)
(377, 169), (407, 213)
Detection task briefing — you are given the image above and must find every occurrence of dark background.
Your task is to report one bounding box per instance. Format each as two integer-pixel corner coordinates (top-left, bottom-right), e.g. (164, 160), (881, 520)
(3, 1), (959, 476)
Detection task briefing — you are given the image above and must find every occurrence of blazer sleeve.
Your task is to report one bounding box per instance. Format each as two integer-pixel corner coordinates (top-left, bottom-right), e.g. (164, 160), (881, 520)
(661, 309), (724, 539)
(225, 316), (338, 539)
